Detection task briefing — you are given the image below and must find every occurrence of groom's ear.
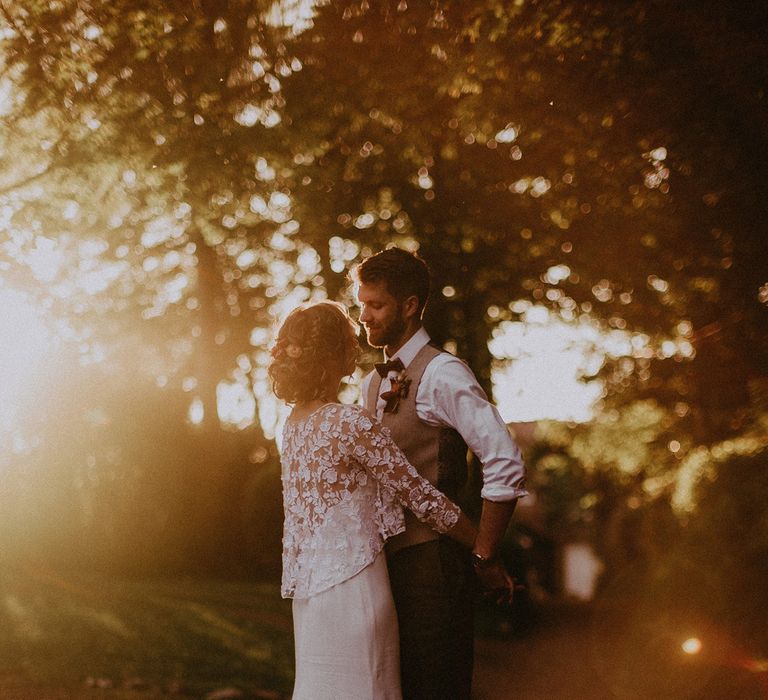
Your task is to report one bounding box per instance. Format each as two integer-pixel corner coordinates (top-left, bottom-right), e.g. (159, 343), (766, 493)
(402, 295), (420, 320)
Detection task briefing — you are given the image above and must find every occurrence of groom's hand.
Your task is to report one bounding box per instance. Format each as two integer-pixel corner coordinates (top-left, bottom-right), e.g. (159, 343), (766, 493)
(473, 557), (520, 607)
(473, 499), (524, 606)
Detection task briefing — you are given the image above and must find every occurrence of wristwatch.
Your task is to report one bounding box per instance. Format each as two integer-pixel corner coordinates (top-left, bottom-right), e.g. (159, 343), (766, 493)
(471, 552), (497, 570)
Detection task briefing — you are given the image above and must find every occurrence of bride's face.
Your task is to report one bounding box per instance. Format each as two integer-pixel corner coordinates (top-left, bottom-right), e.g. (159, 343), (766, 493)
(342, 332), (359, 376)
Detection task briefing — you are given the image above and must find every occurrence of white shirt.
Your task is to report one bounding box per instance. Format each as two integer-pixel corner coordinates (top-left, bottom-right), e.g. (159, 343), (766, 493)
(361, 327), (528, 503)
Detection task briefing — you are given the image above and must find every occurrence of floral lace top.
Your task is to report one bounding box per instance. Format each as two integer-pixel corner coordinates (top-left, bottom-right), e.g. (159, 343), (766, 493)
(280, 403), (460, 599)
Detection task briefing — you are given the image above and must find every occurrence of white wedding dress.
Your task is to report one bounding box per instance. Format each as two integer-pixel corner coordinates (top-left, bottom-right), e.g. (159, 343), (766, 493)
(280, 403), (460, 700)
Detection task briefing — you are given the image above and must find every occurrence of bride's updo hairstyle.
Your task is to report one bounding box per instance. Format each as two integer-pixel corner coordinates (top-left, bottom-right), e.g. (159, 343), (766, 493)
(269, 301), (359, 404)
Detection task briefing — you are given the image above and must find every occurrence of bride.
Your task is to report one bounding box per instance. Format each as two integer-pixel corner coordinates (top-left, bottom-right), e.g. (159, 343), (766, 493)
(269, 301), (477, 700)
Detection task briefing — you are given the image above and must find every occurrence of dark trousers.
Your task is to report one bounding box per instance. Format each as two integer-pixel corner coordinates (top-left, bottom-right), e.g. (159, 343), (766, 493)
(386, 538), (475, 700)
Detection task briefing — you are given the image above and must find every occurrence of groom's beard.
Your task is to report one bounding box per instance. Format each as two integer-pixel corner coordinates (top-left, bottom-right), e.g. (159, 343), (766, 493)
(364, 314), (406, 349)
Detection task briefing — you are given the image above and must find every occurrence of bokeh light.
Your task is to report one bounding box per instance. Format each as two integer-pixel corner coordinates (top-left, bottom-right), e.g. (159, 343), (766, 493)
(682, 637), (703, 655)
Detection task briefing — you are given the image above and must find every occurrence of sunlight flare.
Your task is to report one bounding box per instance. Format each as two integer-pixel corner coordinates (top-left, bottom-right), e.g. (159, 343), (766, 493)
(0, 289), (52, 424)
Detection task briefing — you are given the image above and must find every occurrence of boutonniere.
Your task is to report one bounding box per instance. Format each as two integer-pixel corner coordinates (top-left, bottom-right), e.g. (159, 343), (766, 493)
(380, 369), (412, 414)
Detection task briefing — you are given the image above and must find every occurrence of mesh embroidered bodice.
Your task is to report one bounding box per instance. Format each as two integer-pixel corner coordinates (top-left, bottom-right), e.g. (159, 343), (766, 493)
(280, 404), (460, 599)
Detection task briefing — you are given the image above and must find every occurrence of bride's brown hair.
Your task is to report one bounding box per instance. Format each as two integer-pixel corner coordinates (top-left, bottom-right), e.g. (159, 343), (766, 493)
(269, 301), (360, 404)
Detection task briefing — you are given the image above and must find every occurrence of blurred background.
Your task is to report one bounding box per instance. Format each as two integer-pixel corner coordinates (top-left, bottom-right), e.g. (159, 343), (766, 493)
(0, 0), (766, 697)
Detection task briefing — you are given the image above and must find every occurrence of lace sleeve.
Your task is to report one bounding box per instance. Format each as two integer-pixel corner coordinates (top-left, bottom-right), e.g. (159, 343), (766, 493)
(340, 408), (460, 533)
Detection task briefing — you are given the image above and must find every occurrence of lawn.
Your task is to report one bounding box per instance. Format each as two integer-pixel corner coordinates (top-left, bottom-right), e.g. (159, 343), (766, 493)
(0, 563), (294, 699)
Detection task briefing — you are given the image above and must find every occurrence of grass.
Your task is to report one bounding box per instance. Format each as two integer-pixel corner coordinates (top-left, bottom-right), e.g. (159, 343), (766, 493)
(0, 563), (294, 698)
(4, 562), (765, 700)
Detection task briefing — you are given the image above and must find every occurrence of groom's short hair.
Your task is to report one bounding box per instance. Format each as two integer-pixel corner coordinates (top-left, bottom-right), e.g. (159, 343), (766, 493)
(353, 247), (431, 314)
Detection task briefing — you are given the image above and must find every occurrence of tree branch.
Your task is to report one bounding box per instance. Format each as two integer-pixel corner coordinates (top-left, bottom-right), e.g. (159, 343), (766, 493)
(0, 164), (53, 197)
(0, 1), (31, 46)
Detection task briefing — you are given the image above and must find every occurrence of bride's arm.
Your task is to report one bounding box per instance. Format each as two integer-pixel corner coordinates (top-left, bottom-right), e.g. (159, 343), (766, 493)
(343, 410), (476, 549)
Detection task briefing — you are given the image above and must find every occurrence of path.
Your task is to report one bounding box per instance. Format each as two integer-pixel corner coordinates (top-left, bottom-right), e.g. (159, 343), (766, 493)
(472, 602), (767, 700)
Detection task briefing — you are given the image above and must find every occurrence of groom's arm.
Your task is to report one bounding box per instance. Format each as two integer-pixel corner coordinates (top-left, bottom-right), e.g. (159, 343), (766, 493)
(474, 498), (518, 561)
(418, 355), (527, 595)
(418, 356), (528, 503)
(472, 498), (520, 603)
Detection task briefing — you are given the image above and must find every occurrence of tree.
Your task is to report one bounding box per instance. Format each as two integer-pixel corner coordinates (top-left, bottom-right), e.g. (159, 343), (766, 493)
(7, 0), (766, 435)
(279, 0), (768, 438)
(2, 0), (766, 572)
(1, 0), (310, 567)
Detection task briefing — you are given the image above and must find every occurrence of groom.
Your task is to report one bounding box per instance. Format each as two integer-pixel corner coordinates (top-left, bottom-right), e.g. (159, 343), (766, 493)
(352, 247), (528, 700)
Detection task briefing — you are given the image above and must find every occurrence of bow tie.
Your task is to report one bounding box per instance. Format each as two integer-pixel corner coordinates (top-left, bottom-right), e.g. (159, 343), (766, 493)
(374, 358), (405, 378)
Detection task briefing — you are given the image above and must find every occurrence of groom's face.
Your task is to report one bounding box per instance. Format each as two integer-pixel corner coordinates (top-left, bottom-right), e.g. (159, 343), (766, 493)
(357, 280), (407, 349)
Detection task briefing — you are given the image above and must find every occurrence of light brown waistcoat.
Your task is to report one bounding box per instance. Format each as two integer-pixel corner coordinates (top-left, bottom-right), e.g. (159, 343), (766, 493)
(365, 344), (469, 554)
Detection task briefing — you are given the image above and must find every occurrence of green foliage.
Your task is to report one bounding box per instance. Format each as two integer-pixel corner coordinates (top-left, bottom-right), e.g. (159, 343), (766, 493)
(545, 400), (673, 480)
(672, 397), (768, 515)
(277, 0), (768, 419)
(1, 3), (320, 578)
(529, 402), (681, 575)
(531, 397), (768, 593)
(3, 0), (766, 417)
(645, 445), (768, 655)
(1, 0), (315, 429)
